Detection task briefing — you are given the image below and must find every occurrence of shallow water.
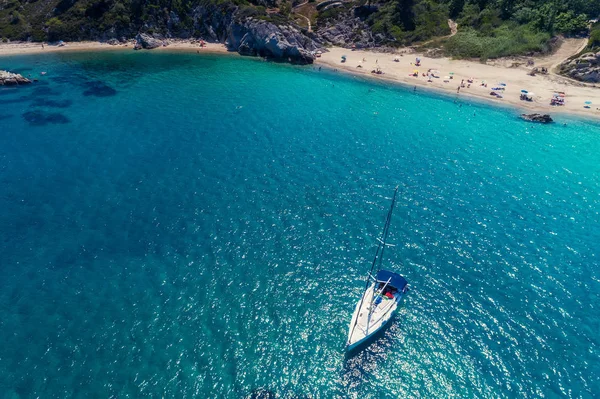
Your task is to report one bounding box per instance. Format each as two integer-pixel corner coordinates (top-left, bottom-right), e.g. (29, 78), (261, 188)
(1, 51), (599, 398)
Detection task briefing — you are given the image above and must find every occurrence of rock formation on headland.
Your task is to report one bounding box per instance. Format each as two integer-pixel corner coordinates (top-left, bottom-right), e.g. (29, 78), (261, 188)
(0, 71), (32, 86)
(557, 52), (600, 83)
(130, 13), (320, 64)
(520, 113), (553, 123)
(227, 19), (318, 64)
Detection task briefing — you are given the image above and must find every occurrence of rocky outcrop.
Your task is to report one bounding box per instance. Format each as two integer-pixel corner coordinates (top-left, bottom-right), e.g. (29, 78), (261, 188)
(0, 70), (32, 86)
(558, 51), (600, 83)
(134, 33), (166, 50)
(520, 113), (553, 123)
(315, 6), (380, 48)
(227, 19), (319, 64)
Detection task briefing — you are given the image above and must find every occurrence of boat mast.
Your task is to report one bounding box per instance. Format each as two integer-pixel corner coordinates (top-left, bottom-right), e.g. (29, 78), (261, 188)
(368, 185), (399, 278)
(348, 186), (399, 343)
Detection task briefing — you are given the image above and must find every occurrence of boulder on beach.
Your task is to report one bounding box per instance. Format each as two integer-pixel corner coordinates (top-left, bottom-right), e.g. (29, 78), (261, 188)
(520, 113), (553, 123)
(135, 33), (166, 50)
(0, 70), (32, 86)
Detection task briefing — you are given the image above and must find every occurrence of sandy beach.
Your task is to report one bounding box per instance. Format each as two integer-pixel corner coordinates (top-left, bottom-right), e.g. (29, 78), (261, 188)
(317, 45), (600, 120)
(0, 40), (229, 56)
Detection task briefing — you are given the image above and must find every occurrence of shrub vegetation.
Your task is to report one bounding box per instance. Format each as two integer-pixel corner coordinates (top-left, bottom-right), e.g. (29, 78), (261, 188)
(0, 0), (598, 61)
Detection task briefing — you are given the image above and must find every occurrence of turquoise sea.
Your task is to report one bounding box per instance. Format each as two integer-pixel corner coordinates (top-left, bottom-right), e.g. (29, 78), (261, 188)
(0, 51), (599, 398)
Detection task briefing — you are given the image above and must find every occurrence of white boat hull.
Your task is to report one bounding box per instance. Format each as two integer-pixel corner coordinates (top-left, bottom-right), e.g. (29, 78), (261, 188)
(346, 283), (403, 351)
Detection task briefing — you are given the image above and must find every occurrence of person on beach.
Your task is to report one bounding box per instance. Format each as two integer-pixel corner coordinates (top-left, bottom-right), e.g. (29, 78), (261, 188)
(41, 43), (44, 49)
(413, 86), (417, 92)
(457, 86), (460, 93)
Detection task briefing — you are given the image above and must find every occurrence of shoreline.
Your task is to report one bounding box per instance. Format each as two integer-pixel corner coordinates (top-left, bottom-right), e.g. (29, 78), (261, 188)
(0, 40), (230, 56)
(316, 46), (600, 121)
(2, 40), (600, 121)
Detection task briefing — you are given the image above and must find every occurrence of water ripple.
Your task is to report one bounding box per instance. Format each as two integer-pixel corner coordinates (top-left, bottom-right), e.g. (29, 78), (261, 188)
(0, 51), (598, 398)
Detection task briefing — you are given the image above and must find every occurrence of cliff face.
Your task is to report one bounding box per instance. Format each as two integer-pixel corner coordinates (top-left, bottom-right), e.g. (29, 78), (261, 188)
(558, 52), (600, 83)
(227, 19), (320, 63)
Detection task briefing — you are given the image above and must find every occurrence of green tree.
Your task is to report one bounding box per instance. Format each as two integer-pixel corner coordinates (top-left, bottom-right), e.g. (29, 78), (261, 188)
(457, 3), (480, 28)
(46, 17), (65, 40)
(554, 10), (588, 34)
(411, 0), (450, 40)
(532, 2), (558, 32)
(589, 24), (600, 48)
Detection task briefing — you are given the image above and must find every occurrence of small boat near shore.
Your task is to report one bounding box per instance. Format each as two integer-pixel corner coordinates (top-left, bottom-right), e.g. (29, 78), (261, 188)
(346, 187), (409, 352)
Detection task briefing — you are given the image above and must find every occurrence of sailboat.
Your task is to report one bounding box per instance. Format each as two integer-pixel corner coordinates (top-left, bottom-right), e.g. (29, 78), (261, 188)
(346, 186), (409, 352)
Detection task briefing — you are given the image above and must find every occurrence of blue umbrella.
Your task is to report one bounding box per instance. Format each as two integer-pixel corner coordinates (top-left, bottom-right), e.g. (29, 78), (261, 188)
(520, 89), (528, 93)
(585, 101), (592, 104)
(500, 83), (507, 86)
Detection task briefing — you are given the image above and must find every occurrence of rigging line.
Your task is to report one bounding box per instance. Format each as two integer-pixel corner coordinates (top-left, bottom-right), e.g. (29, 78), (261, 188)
(372, 185), (398, 274)
(348, 186), (399, 343)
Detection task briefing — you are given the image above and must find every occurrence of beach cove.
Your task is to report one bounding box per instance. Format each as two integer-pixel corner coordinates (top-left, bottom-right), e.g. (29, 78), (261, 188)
(3, 38), (600, 120)
(0, 50), (599, 397)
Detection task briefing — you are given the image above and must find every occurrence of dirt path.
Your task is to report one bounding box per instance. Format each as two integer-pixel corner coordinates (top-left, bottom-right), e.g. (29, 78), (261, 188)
(535, 38), (588, 71)
(419, 19), (457, 46)
(531, 38), (593, 87)
(292, 0), (312, 32)
(296, 14), (312, 32)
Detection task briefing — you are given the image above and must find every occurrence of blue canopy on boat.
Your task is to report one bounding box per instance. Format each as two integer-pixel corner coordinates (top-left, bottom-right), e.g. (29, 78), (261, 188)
(376, 270), (408, 290)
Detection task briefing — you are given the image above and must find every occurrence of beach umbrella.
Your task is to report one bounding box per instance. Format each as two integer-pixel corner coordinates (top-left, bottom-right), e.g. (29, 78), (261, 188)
(416, 57), (421, 62)
(585, 101), (592, 104)
(520, 89), (528, 93)
(449, 72), (454, 75)
(500, 83), (507, 86)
